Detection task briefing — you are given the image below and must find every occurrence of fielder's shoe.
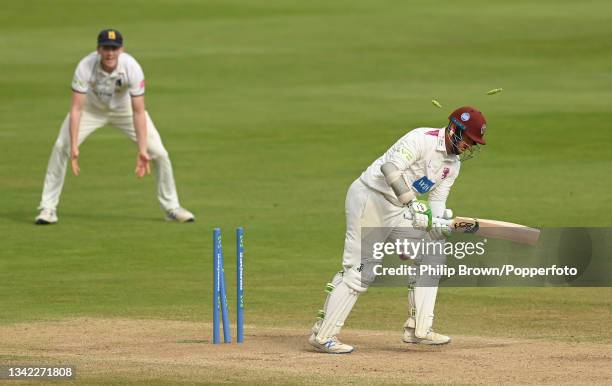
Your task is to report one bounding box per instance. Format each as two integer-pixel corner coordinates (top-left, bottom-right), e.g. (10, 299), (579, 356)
(35, 208), (58, 225)
(309, 333), (354, 354)
(165, 207), (195, 223)
(402, 318), (451, 345)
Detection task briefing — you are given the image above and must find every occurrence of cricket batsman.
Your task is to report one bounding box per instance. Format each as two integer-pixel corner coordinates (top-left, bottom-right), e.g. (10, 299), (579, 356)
(309, 107), (487, 353)
(35, 29), (194, 224)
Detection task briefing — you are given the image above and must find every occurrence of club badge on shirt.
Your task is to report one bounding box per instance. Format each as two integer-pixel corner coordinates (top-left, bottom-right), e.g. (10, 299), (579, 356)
(441, 167), (450, 179)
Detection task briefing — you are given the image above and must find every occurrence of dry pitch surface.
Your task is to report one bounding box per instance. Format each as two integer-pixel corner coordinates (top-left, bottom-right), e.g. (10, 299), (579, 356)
(2, 318), (611, 384)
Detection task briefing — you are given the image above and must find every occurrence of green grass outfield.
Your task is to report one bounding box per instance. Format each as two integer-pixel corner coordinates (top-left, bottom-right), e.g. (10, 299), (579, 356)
(1, 0), (612, 378)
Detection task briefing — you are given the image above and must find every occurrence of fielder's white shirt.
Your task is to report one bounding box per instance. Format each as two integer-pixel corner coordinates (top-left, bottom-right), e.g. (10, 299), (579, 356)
(360, 127), (460, 207)
(71, 52), (145, 111)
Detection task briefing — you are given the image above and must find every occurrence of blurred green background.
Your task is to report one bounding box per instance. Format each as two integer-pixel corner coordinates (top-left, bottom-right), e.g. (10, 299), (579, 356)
(1, 0), (611, 347)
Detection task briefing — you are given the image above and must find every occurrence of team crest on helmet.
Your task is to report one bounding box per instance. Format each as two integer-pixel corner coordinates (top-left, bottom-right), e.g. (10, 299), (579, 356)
(460, 112), (470, 121)
(481, 124), (486, 135)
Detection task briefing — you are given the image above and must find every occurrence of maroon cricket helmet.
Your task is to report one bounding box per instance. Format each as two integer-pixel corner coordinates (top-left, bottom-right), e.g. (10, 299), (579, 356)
(448, 106), (487, 145)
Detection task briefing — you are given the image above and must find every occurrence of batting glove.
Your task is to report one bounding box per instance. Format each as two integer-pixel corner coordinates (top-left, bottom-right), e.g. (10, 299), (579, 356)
(429, 217), (452, 240)
(442, 208), (453, 220)
(408, 200), (432, 231)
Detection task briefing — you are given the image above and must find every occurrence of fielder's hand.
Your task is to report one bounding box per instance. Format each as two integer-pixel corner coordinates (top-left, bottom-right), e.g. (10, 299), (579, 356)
(408, 200), (432, 231)
(70, 147), (80, 176)
(135, 151), (151, 178)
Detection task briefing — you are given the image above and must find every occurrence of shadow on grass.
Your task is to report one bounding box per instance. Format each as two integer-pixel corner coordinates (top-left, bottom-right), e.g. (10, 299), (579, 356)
(0, 210), (163, 224)
(66, 212), (162, 223)
(1, 210), (42, 225)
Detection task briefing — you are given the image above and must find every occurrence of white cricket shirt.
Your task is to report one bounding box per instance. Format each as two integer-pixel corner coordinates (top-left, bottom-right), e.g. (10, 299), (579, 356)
(360, 127), (461, 206)
(71, 52), (145, 111)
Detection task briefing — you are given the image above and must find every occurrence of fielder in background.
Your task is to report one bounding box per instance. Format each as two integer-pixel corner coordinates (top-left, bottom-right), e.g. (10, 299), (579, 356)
(309, 107), (487, 353)
(35, 29), (194, 224)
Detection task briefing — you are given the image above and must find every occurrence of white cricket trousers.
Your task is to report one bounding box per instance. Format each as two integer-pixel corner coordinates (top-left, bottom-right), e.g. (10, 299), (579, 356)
(342, 179), (425, 269)
(340, 179), (443, 332)
(38, 105), (181, 211)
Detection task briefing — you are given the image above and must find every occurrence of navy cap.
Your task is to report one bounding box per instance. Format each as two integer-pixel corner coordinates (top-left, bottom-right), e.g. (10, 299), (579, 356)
(97, 29), (123, 47)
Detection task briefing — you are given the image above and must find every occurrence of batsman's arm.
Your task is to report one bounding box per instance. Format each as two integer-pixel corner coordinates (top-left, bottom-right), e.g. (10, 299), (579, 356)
(380, 134), (423, 204)
(131, 95), (150, 178)
(68, 91), (86, 175)
(381, 162), (417, 204)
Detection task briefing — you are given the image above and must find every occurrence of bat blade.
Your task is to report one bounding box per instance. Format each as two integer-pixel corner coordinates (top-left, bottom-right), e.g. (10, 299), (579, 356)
(451, 217), (541, 245)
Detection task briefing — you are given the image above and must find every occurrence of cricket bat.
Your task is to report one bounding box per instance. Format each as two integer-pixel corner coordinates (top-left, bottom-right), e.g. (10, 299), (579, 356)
(450, 217), (540, 245)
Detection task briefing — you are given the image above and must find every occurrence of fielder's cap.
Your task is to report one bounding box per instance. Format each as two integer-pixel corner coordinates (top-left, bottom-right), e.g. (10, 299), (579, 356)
(97, 29), (123, 47)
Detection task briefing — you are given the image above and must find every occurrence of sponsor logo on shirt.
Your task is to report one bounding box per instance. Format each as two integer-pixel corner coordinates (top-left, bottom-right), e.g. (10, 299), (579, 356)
(398, 148), (413, 161)
(412, 176), (435, 194)
(72, 79), (87, 90)
(94, 90), (114, 98)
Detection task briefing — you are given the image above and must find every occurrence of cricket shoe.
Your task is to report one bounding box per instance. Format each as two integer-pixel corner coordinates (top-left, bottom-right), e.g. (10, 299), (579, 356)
(35, 208), (58, 225)
(165, 207), (195, 223)
(309, 333), (354, 354)
(402, 319), (451, 345)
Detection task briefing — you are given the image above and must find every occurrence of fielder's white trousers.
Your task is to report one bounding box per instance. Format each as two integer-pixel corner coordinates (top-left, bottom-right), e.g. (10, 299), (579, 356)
(38, 105), (181, 212)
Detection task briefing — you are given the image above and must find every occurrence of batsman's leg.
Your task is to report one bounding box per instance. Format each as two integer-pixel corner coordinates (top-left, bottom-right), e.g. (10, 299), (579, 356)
(312, 271), (344, 332)
(408, 248), (450, 345)
(385, 221), (451, 345)
(310, 180), (397, 353)
(309, 180), (368, 353)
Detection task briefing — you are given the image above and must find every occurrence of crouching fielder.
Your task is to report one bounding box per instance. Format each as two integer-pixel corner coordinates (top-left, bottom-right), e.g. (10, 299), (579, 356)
(35, 29), (194, 224)
(309, 107), (487, 353)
